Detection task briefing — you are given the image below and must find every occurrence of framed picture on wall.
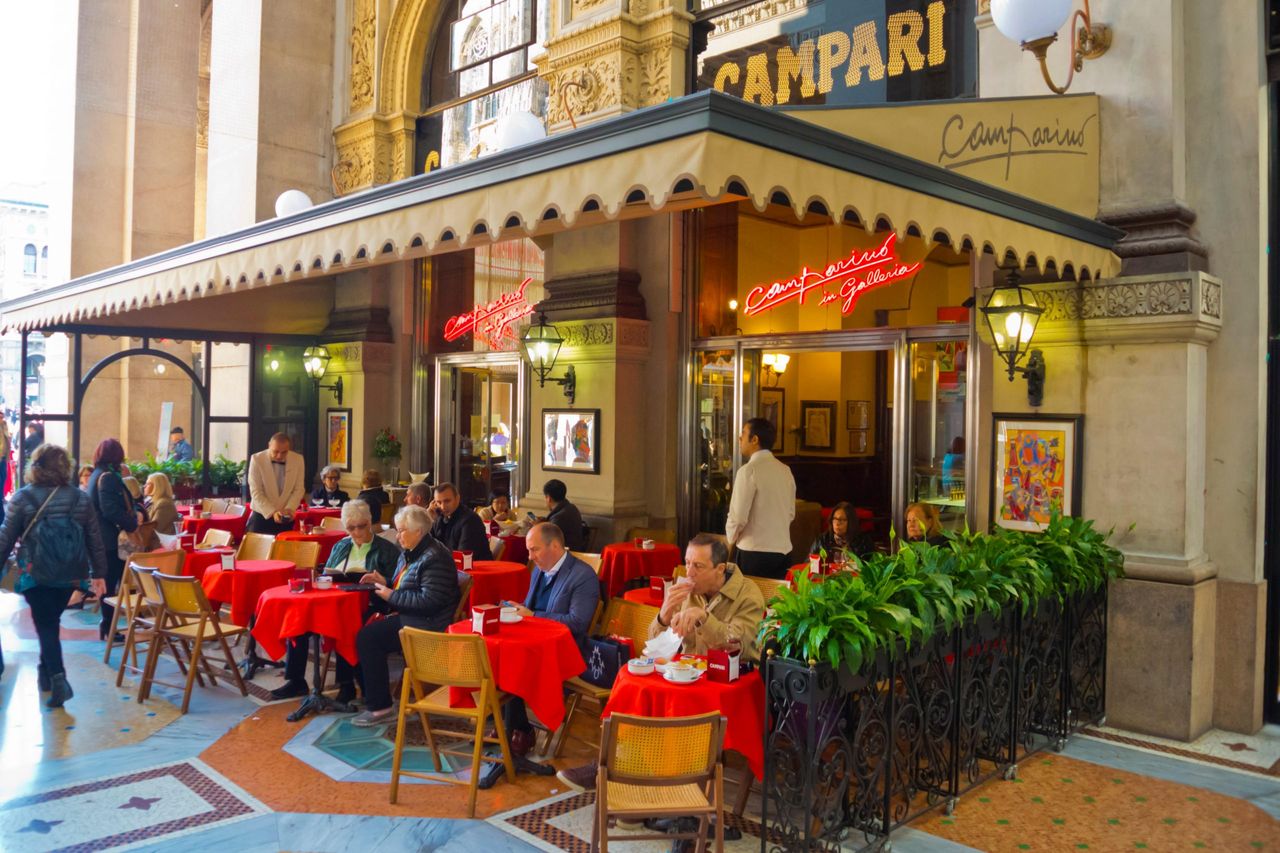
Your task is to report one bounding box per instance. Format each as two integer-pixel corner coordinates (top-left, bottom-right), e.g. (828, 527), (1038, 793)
(849, 429), (868, 454)
(759, 388), (785, 441)
(799, 400), (837, 452)
(543, 408), (602, 474)
(847, 400), (870, 430)
(326, 408), (353, 472)
(990, 413), (1083, 532)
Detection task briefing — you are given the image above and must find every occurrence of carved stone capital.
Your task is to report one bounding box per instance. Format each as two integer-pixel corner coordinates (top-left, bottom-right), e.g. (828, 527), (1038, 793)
(332, 113), (415, 195)
(537, 267), (646, 320)
(1099, 201), (1210, 275)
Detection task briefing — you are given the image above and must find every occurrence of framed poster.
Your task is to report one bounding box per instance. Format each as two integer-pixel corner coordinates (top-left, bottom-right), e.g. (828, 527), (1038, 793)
(800, 400), (837, 452)
(326, 408), (353, 472)
(759, 388), (785, 438)
(543, 408), (601, 474)
(849, 429), (869, 454)
(847, 400), (870, 430)
(990, 413), (1083, 531)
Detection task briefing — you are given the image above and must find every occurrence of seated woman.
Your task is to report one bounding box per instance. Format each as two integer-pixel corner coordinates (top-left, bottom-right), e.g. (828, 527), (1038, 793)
(272, 499), (402, 702)
(477, 489), (515, 527)
(310, 465), (350, 507)
(144, 472), (180, 535)
(904, 502), (948, 547)
(809, 501), (872, 566)
(356, 469), (388, 524)
(351, 504), (460, 727)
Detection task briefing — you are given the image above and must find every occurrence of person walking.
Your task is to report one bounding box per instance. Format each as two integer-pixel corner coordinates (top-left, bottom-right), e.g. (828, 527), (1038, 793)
(87, 438), (141, 641)
(0, 444), (108, 706)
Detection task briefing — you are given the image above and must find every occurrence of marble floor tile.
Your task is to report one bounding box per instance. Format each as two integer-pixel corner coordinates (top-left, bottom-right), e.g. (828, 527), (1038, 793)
(123, 813), (281, 853)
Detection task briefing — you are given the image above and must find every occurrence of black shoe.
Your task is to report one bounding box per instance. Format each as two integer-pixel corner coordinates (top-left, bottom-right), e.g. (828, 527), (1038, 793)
(335, 683), (357, 706)
(556, 762), (598, 792)
(65, 599), (85, 611)
(46, 674), (73, 708)
(37, 664), (51, 692)
(269, 680), (309, 700)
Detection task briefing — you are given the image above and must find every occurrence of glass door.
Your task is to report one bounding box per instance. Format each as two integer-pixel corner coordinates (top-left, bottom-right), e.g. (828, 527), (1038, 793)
(908, 337), (969, 531)
(435, 354), (527, 509)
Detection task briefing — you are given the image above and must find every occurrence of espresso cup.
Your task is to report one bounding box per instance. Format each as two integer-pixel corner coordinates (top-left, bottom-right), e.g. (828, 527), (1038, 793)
(315, 576), (333, 590)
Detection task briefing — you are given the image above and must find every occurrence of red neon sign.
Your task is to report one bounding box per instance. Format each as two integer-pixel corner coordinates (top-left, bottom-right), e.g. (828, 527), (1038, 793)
(443, 278), (536, 349)
(743, 233), (922, 317)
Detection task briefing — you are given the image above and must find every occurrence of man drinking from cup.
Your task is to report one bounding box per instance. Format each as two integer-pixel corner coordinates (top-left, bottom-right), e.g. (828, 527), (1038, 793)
(650, 533), (766, 662)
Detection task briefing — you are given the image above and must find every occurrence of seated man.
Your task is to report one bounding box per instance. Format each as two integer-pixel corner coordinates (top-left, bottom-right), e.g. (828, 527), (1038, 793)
(429, 482), (492, 559)
(380, 481), (432, 543)
(272, 500), (403, 701)
(503, 522), (600, 755)
(540, 478), (587, 551)
(351, 505), (461, 726)
(649, 532), (767, 661)
(310, 465), (350, 506)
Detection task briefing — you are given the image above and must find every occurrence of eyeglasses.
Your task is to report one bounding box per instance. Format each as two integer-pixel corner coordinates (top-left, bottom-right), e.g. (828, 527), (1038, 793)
(346, 522), (370, 532)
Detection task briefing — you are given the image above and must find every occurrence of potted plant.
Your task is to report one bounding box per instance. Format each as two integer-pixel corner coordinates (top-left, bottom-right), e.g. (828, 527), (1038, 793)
(371, 427), (402, 485)
(208, 453), (247, 497)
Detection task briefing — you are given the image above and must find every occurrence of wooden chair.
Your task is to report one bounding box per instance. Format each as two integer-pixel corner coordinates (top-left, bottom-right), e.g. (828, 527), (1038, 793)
(593, 712), (727, 853)
(270, 539), (321, 571)
(118, 565), (196, 689)
(623, 526), (678, 546)
(197, 527), (233, 548)
(236, 532), (275, 561)
(549, 599), (659, 758)
(571, 551), (602, 573)
(101, 549), (186, 664)
(390, 628), (515, 817)
(454, 573), (474, 622)
(745, 574), (789, 603)
(319, 516), (345, 531)
(200, 498), (231, 514)
(141, 572), (248, 713)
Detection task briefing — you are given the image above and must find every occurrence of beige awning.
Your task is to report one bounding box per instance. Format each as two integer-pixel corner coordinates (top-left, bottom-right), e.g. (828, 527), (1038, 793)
(2, 92), (1121, 332)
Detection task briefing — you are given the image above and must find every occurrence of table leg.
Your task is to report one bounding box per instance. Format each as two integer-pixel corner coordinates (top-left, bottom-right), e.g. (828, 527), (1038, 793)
(237, 617), (283, 679)
(286, 633), (353, 722)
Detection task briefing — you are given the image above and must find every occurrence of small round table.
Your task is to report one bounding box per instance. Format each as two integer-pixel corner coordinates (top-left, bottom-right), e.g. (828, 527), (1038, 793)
(495, 533), (529, 565)
(622, 587), (664, 607)
(201, 559), (296, 627)
(603, 664), (766, 780)
(277, 529), (346, 564)
(598, 542), (682, 599)
(180, 546), (237, 583)
(294, 506), (343, 530)
(465, 561), (531, 607)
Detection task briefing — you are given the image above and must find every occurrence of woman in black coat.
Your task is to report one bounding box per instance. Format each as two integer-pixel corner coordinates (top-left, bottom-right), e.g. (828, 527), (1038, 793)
(87, 438), (141, 640)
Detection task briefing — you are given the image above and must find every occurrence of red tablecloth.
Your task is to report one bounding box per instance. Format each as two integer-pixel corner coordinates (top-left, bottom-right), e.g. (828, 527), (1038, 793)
(251, 586), (368, 666)
(622, 587), (664, 607)
(599, 542), (682, 599)
(496, 534), (528, 565)
(201, 559), (296, 627)
(181, 510), (248, 543)
(603, 665), (766, 779)
(277, 529), (346, 564)
(180, 546), (236, 583)
(294, 506), (343, 529)
(446, 616), (585, 731)
(466, 561), (530, 607)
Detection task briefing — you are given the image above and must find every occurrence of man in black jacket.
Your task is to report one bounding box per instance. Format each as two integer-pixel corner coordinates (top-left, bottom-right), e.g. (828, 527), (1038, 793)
(429, 482), (492, 560)
(542, 479), (587, 551)
(351, 504), (461, 726)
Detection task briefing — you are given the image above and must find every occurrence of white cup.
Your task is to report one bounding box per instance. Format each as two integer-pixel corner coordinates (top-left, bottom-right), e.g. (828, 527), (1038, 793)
(500, 605), (518, 623)
(315, 576), (333, 590)
(642, 539), (655, 550)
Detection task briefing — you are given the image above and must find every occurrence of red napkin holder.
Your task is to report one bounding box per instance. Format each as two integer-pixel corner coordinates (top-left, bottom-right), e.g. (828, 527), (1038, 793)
(707, 648), (740, 683)
(649, 576), (665, 597)
(472, 604), (500, 635)
(453, 551), (465, 571)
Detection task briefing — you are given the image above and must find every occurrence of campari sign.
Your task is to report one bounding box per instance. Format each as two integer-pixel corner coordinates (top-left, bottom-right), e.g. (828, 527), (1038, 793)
(443, 278), (536, 349)
(744, 233), (921, 317)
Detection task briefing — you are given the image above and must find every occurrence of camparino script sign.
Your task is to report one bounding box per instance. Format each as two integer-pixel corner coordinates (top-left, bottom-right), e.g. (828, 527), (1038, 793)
(697, 0), (976, 106)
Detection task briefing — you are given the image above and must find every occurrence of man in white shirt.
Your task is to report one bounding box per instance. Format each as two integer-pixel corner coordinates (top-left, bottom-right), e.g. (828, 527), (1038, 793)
(725, 416), (796, 579)
(246, 432), (305, 535)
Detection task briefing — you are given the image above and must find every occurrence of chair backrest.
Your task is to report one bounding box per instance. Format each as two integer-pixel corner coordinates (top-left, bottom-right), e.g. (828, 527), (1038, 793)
(201, 498), (217, 513)
(570, 551), (602, 573)
(489, 536), (505, 561)
(601, 712), (725, 784)
(319, 516), (345, 531)
(130, 549), (186, 574)
(131, 565), (165, 609)
(154, 571), (217, 620)
(623, 527), (678, 546)
(746, 574), (789, 603)
(600, 598), (660, 652)
(199, 528), (234, 548)
(672, 564), (687, 580)
(399, 627), (494, 689)
(237, 532), (275, 561)
(453, 573), (474, 622)
(270, 539), (321, 570)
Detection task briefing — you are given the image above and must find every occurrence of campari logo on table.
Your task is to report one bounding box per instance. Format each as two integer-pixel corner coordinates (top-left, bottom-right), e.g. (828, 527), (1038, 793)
(743, 233), (923, 317)
(443, 277), (537, 349)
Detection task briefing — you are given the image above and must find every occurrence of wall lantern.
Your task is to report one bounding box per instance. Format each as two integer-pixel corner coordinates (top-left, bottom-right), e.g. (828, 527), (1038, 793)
(990, 0), (1111, 94)
(263, 344), (282, 376)
(521, 312), (576, 406)
(303, 344), (344, 405)
(761, 352), (790, 386)
(981, 270), (1046, 407)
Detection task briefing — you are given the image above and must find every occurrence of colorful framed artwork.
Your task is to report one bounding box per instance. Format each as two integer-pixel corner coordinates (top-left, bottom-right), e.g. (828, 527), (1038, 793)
(847, 399), (870, 430)
(326, 408), (353, 472)
(759, 388), (785, 442)
(990, 413), (1083, 532)
(543, 408), (601, 474)
(799, 400), (837, 452)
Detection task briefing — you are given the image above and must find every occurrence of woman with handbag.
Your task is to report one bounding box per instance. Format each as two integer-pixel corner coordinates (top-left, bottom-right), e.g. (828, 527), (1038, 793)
(87, 438), (141, 641)
(0, 444), (108, 706)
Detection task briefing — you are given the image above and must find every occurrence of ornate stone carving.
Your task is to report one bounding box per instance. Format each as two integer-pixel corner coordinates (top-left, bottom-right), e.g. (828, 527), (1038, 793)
(333, 136), (374, 195)
(707, 0), (808, 36)
(572, 0), (611, 16)
(561, 322), (616, 347)
(548, 57), (624, 126)
(639, 46), (670, 106)
(196, 104), (208, 150)
(349, 0), (377, 113)
(1038, 279), (1192, 322)
(333, 114), (415, 195)
(617, 320), (650, 348)
(1202, 280), (1221, 318)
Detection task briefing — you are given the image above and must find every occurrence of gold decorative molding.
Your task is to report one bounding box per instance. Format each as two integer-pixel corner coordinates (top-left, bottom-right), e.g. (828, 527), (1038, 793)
(379, 0), (446, 116)
(332, 112), (416, 195)
(349, 0), (377, 114)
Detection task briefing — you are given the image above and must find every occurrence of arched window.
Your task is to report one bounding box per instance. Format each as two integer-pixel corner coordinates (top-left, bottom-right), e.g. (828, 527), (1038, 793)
(23, 244), (36, 276)
(40, 245), (48, 277)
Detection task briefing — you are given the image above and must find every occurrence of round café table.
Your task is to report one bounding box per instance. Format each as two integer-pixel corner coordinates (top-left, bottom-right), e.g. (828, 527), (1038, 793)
(622, 587), (664, 607)
(294, 506), (343, 530)
(181, 510), (248, 543)
(277, 529), (346, 564)
(495, 533), (529, 565)
(180, 546), (237, 583)
(465, 561), (531, 607)
(201, 559), (296, 628)
(598, 542), (682, 599)
(603, 663), (766, 780)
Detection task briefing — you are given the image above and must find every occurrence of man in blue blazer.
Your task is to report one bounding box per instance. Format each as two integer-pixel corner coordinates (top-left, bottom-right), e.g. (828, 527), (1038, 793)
(504, 521), (600, 756)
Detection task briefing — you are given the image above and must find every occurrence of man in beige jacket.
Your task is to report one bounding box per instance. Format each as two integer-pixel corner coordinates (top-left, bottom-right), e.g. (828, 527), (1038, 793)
(246, 432), (305, 535)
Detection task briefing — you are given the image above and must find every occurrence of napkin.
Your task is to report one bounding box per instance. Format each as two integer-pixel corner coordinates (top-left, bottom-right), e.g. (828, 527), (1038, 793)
(642, 627), (683, 660)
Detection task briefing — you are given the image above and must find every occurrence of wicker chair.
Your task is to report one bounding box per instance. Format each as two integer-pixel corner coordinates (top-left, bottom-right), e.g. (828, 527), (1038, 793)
(745, 574), (789, 603)
(197, 527), (234, 548)
(593, 712), (727, 853)
(236, 532), (275, 561)
(390, 628), (514, 817)
(570, 551), (603, 573)
(270, 539), (321, 571)
(319, 516), (345, 531)
(623, 527), (678, 546)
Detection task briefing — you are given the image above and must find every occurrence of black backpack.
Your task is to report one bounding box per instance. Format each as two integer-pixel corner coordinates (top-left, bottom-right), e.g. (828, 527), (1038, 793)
(21, 487), (89, 587)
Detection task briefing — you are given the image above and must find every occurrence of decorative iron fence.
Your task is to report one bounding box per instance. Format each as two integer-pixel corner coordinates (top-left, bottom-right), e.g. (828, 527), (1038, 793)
(760, 585), (1108, 852)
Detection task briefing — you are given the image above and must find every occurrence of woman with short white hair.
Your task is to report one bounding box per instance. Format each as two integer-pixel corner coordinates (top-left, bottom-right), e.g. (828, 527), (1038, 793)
(310, 464), (350, 507)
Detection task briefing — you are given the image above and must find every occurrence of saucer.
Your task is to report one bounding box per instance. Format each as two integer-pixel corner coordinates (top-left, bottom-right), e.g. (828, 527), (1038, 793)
(499, 614), (523, 624)
(662, 670), (702, 684)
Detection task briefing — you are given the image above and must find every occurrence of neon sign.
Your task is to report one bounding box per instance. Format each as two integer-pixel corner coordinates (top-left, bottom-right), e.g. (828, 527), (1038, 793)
(743, 233), (922, 317)
(443, 278), (536, 349)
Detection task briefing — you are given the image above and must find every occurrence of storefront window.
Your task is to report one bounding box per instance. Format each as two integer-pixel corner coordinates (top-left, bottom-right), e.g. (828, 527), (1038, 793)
(910, 339), (967, 529)
(695, 349), (737, 534)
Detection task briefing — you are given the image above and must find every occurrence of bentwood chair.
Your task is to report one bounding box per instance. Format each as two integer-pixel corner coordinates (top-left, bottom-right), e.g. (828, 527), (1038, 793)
(623, 527), (678, 546)
(197, 527), (234, 548)
(269, 539), (321, 572)
(570, 551), (603, 573)
(142, 572), (248, 713)
(319, 516), (345, 531)
(101, 549), (186, 664)
(593, 712), (727, 853)
(391, 628), (514, 817)
(236, 532), (275, 561)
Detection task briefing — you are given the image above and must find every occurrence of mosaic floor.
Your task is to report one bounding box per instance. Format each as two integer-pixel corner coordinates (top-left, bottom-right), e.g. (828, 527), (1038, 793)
(4, 589), (1280, 852)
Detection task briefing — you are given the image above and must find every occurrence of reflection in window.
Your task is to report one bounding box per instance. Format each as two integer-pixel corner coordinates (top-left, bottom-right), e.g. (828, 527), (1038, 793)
(910, 340), (967, 530)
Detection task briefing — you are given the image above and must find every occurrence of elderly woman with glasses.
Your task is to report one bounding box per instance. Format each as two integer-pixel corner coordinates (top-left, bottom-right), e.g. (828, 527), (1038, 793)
(271, 499), (401, 703)
(310, 465), (350, 507)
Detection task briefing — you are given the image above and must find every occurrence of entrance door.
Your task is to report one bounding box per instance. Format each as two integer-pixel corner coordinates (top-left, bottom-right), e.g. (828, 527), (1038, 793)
(435, 355), (526, 509)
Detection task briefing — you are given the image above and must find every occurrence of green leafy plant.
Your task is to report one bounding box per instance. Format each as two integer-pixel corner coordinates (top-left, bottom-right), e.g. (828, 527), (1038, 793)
(127, 452), (199, 486)
(372, 427), (402, 461)
(208, 454), (246, 488)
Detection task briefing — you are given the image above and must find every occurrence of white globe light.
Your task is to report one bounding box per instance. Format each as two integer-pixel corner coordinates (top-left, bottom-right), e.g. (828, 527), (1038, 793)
(991, 0), (1072, 44)
(493, 112), (546, 153)
(274, 189), (314, 219)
